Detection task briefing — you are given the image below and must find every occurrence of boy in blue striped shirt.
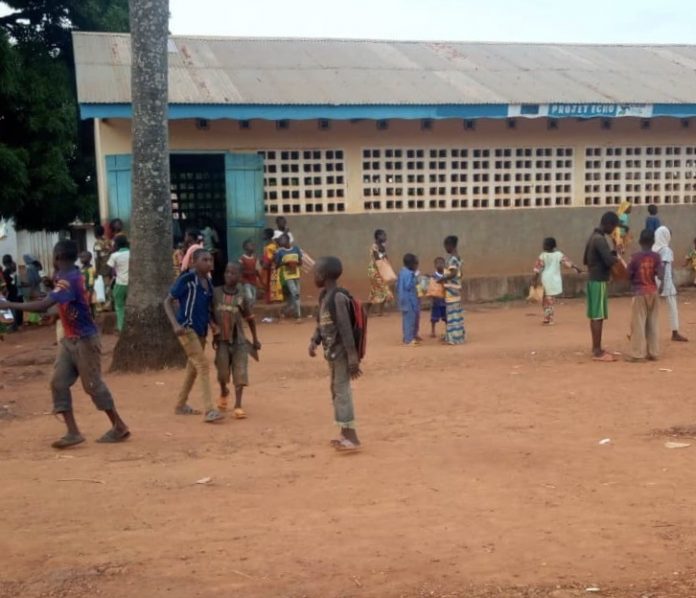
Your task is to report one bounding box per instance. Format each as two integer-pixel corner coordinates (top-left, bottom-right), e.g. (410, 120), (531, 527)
(164, 248), (224, 423)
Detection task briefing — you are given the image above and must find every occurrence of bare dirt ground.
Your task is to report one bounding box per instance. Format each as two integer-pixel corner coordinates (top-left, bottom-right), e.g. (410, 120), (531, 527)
(2, 293), (696, 598)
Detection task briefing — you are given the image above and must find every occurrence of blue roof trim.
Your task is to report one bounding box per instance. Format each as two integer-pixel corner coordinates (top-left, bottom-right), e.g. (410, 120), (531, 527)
(80, 103), (696, 121)
(81, 103), (505, 120)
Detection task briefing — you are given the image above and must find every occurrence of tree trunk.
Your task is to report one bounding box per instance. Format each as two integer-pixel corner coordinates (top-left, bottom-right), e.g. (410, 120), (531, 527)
(111, 0), (184, 371)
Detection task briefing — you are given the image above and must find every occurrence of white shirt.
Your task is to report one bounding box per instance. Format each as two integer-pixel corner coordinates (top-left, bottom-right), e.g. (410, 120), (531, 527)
(107, 249), (130, 286)
(273, 229), (294, 245)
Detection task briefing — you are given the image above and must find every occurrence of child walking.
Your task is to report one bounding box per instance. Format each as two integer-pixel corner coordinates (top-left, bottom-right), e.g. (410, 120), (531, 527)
(239, 239), (261, 308)
(396, 253), (421, 346)
(532, 237), (582, 325)
(309, 256), (362, 452)
(627, 229), (663, 362)
(3, 240), (129, 448)
(653, 226), (688, 342)
(213, 262), (261, 419)
(430, 257), (447, 338)
(107, 235), (130, 332)
(275, 233), (303, 321)
(164, 248), (224, 423)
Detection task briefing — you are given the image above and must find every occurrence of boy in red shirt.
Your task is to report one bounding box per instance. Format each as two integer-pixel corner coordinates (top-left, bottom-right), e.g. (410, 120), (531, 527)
(627, 229), (664, 362)
(4, 240), (129, 448)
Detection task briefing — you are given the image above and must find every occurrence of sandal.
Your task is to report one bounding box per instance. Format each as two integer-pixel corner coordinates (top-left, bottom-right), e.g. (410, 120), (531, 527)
(217, 398), (229, 412)
(175, 405), (201, 416)
(592, 352), (617, 363)
(233, 408), (247, 420)
(204, 409), (225, 423)
(96, 428), (131, 444)
(51, 433), (85, 449)
(333, 438), (361, 452)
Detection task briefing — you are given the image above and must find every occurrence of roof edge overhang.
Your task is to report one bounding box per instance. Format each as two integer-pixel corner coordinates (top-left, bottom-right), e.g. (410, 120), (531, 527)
(80, 103), (696, 121)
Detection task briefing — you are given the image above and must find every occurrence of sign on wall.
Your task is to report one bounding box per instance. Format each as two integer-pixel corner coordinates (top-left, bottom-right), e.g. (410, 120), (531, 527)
(507, 104), (654, 119)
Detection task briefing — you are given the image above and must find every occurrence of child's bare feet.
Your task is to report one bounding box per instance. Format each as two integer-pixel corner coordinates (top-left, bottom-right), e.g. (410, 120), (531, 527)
(672, 331), (689, 342)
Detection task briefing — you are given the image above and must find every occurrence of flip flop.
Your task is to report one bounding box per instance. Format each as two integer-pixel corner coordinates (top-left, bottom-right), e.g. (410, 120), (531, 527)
(204, 409), (225, 423)
(175, 405), (201, 416)
(592, 352), (617, 363)
(333, 438), (361, 452)
(96, 428), (131, 444)
(51, 433), (85, 449)
(233, 408), (247, 420)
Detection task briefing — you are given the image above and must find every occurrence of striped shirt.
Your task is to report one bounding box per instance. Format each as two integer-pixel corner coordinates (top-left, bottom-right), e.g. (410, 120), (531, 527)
(170, 271), (214, 337)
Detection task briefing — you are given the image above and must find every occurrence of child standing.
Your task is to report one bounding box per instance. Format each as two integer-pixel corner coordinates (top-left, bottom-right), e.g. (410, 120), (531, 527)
(645, 205), (661, 234)
(653, 226), (688, 342)
(164, 248), (224, 423)
(309, 256), (362, 452)
(275, 233), (303, 321)
(685, 237), (696, 286)
(213, 262), (261, 418)
(3, 240), (129, 448)
(79, 251), (97, 317)
(430, 257), (447, 338)
(532, 237), (582, 325)
(239, 239), (261, 308)
(107, 236), (130, 333)
(627, 229), (663, 362)
(397, 253), (421, 346)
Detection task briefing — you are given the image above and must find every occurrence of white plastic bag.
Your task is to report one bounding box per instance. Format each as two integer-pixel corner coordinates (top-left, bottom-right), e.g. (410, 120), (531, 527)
(94, 275), (106, 303)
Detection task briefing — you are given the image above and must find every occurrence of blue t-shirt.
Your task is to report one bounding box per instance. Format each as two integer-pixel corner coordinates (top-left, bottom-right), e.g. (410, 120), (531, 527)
(645, 215), (661, 234)
(49, 267), (98, 339)
(169, 271), (214, 337)
(396, 267), (419, 312)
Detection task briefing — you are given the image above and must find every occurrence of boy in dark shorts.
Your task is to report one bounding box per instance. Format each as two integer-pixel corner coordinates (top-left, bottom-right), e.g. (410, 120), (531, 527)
(583, 211), (621, 362)
(212, 263), (261, 419)
(164, 248), (224, 423)
(309, 256), (362, 452)
(430, 257), (447, 338)
(4, 240), (129, 448)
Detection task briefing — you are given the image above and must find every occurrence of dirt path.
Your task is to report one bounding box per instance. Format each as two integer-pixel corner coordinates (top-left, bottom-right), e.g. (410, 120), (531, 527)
(2, 294), (696, 597)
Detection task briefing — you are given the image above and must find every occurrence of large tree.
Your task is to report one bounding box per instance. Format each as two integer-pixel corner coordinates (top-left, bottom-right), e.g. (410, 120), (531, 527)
(110, 0), (183, 371)
(0, 0), (128, 230)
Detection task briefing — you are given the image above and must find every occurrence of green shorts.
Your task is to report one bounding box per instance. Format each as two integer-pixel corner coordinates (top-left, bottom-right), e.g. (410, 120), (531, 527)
(586, 281), (608, 320)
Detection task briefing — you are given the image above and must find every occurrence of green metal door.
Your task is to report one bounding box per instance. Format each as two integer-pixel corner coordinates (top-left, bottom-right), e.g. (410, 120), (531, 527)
(224, 153), (265, 260)
(105, 154), (132, 226)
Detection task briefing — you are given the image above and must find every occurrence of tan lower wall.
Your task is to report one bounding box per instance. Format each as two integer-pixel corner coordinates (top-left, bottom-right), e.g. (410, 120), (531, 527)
(276, 205), (696, 300)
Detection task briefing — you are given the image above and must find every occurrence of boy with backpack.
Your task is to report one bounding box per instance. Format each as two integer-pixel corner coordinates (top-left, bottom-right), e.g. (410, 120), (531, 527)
(309, 256), (367, 452)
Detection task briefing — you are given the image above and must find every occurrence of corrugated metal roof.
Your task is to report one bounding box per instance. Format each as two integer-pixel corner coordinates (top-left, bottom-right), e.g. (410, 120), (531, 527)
(72, 32), (696, 105)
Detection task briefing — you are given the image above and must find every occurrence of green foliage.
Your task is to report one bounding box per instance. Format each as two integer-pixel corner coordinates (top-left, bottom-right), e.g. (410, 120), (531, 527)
(0, 0), (129, 231)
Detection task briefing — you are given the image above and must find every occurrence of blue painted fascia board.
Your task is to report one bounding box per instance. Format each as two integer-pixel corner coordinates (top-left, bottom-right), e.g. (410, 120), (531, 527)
(80, 102), (696, 121)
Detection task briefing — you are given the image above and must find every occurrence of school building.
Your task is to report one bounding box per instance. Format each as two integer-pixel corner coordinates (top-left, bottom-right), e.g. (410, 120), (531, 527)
(73, 34), (696, 297)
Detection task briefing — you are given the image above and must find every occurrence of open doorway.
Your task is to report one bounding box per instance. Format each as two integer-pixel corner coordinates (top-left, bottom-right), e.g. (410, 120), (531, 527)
(170, 153), (227, 283)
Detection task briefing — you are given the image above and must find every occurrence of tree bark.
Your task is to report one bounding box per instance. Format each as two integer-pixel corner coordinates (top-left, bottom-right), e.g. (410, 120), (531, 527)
(111, 0), (184, 371)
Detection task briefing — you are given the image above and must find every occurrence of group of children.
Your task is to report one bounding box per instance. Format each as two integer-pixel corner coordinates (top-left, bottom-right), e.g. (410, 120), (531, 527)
(4, 202), (696, 452)
(162, 244), (362, 450)
(530, 203), (695, 364)
(393, 236), (465, 347)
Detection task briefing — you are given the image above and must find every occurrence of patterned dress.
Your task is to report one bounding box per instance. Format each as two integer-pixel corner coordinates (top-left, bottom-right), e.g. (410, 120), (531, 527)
(367, 244), (394, 305)
(443, 254), (465, 345)
(262, 241), (283, 303)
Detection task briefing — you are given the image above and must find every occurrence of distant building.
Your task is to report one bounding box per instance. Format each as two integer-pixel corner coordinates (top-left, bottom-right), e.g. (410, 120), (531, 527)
(73, 33), (696, 292)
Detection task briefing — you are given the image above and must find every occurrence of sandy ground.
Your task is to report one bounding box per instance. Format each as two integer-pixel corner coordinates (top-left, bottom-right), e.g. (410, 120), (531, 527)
(2, 293), (696, 598)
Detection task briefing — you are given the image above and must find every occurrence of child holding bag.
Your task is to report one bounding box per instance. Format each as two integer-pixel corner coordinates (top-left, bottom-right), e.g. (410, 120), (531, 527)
(428, 257), (447, 338)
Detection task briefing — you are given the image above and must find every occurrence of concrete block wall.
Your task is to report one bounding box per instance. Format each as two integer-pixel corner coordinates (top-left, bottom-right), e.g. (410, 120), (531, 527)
(281, 204), (696, 302)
